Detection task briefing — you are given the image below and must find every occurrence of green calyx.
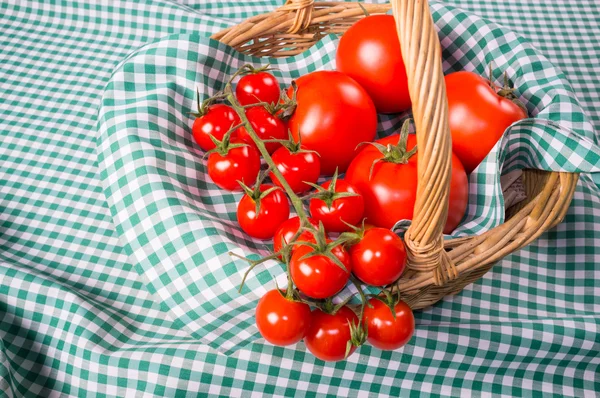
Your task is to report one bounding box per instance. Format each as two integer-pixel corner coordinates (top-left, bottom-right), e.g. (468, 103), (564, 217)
(488, 65), (528, 115)
(237, 170), (280, 215)
(301, 168), (359, 209)
(346, 317), (368, 359)
(202, 121), (246, 159)
(296, 222), (350, 273)
(190, 87), (227, 118)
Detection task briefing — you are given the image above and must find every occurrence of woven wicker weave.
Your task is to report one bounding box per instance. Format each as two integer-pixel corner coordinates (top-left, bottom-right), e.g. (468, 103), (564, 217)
(212, 0), (579, 310)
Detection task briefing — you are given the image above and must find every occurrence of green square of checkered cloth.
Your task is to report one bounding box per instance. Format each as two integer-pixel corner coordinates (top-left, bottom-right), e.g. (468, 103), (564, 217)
(96, 2), (600, 354)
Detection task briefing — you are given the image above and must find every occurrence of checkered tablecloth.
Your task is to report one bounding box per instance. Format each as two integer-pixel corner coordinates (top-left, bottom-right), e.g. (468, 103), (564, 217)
(1, 1), (599, 397)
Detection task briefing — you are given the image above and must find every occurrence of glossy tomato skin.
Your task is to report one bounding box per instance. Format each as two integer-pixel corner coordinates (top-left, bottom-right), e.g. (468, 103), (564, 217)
(237, 184), (290, 239)
(308, 180), (365, 233)
(288, 71), (377, 175)
(350, 228), (407, 286)
(255, 289), (311, 346)
(304, 306), (359, 362)
(336, 15), (410, 114)
(192, 104), (241, 151)
(270, 146), (321, 194)
(236, 71), (281, 106)
(290, 242), (351, 299)
(272, 216), (320, 256)
(207, 143), (261, 191)
(345, 134), (468, 234)
(239, 106), (287, 154)
(445, 71), (527, 174)
(363, 299), (414, 351)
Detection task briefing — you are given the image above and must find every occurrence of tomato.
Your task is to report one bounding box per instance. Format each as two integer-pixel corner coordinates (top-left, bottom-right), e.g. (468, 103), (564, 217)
(336, 15), (411, 114)
(237, 184), (290, 239)
(349, 228), (407, 286)
(272, 216), (319, 257)
(287, 71), (377, 175)
(362, 298), (414, 351)
(308, 179), (364, 233)
(270, 146), (320, 194)
(289, 240), (351, 299)
(236, 71), (281, 106)
(239, 106), (287, 154)
(255, 289), (311, 346)
(207, 142), (260, 191)
(345, 130), (468, 234)
(304, 306), (359, 362)
(192, 104), (241, 151)
(445, 71), (527, 174)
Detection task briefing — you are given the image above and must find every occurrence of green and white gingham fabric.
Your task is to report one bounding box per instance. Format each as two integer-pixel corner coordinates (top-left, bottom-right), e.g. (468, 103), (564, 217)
(1, 0), (600, 396)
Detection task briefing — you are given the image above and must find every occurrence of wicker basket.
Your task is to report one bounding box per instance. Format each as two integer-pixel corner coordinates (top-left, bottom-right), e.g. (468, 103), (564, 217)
(212, 0), (579, 310)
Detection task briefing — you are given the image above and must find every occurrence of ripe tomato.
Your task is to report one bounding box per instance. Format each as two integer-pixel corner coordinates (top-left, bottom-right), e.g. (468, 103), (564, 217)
(308, 179), (364, 233)
(345, 133), (468, 234)
(304, 306), (359, 362)
(336, 15), (411, 114)
(349, 228), (407, 286)
(287, 71), (377, 175)
(236, 71), (281, 106)
(445, 71), (527, 174)
(272, 216), (319, 257)
(270, 146), (320, 194)
(255, 289), (311, 346)
(289, 241), (351, 299)
(237, 184), (290, 239)
(207, 142), (260, 191)
(239, 106), (287, 154)
(362, 298), (414, 351)
(192, 104), (241, 151)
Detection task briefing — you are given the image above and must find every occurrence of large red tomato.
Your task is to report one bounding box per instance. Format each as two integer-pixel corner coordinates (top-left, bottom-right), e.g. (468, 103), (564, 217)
(445, 71), (527, 174)
(287, 71), (377, 175)
(336, 15), (410, 114)
(345, 133), (468, 234)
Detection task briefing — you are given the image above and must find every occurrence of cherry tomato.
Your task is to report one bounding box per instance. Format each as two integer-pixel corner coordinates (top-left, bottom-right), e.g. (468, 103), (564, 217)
(272, 216), (320, 257)
(362, 298), (414, 351)
(270, 146), (321, 194)
(350, 228), (407, 286)
(445, 71), (527, 174)
(289, 241), (351, 299)
(192, 104), (241, 151)
(308, 179), (365, 233)
(237, 184), (290, 239)
(345, 133), (468, 234)
(288, 71), (377, 175)
(236, 71), (281, 106)
(207, 143), (260, 191)
(304, 306), (359, 362)
(255, 289), (311, 346)
(239, 106), (287, 154)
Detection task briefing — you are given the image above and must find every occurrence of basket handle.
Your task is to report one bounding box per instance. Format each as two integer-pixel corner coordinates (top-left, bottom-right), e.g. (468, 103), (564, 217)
(279, 0), (314, 33)
(392, 0), (456, 285)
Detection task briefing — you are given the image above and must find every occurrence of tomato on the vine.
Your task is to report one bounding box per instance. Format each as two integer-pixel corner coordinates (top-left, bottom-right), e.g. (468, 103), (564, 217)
(445, 71), (528, 174)
(362, 298), (414, 351)
(207, 140), (260, 191)
(255, 289), (311, 346)
(287, 71), (377, 175)
(237, 184), (290, 239)
(239, 106), (287, 154)
(336, 15), (411, 114)
(270, 145), (320, 194)
(308, 174), (364, 233)
(304, 306), (360, 362)
(272, 216), (319, 257)
(192, 103), (241, 151)
(236, 70), (281, 106)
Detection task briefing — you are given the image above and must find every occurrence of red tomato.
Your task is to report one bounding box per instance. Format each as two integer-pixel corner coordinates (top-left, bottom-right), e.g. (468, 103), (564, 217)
(289, 241), (351, 299)
(237, 184), (290, 239)
(192, 104), (241, 151)
(345, 134), (468, 234)
(304, 306), (359, 362)
(270, 146), (321, 194)
(336, 15), (411, 114)
(362, 298), (414, 351)
(236, 71), (281, 106)
(288, 71), (377, 175)
(308, 179), (365, 233)
(239, 106), (287, 154)
(445, 71), (527, 174)
(255, 289), (311, 346)
(350, 228), (407, 286)
(272, 216), (319, 257)
(207, 143), (260, 191)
